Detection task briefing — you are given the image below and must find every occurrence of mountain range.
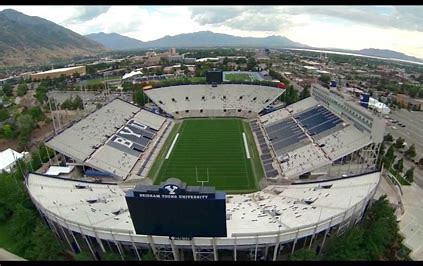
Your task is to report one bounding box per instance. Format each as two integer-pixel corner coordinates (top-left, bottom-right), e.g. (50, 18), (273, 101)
(85, 31), (309, 50)
(0, 9), (107, 67)
(0, 8), (421, 67)
(86, 31), (422, 63)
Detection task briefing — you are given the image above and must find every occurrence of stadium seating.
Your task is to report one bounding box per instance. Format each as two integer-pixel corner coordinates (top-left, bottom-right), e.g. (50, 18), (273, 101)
(144, 84), (283, 118)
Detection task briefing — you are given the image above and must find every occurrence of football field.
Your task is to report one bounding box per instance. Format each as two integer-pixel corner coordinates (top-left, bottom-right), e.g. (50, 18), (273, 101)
(150, 118), (263, 192)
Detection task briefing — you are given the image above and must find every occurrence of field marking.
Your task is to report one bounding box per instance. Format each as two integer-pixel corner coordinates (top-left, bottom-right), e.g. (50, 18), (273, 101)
(242, 132), (251, 159)
(165, 133), (179, 160)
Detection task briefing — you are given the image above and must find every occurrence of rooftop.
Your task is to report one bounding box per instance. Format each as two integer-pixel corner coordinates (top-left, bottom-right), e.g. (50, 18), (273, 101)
(27, 171), (380, 238)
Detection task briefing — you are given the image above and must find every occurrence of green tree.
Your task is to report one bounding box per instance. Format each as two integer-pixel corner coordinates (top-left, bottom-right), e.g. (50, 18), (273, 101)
(35, 85), (48, 104)
(419, 158), (423, 168)
(24, 221), (65, 260)
(16, 114), (35, 146)
(376, 142), (385, 169)
(28, 106), (44, 122)
(394, 137), (405, 149)
(2, 124), (14, 138)
(319, 74), (331, 84)
(289, 249), (319, 261)
(103, 252), (122, 261)
(72, 95), (84, 110)
(74, 251), (94, 261)
(0, 108), (9, 121)
(404, 168), (414, 183)
(404, 144), (416, 159)
(17, 83), (28, 97)
(9, 204), (37, 255)
(299, 86), (310, 100)
(284, 85), (299, 105)
(247, 57), (257, 71)
(2, 83), (13, 96)
(394, 158), (404, 174)
(142, 250), (156, 260)
(133, 90), (146, 107)
(383, 133), (394, 142)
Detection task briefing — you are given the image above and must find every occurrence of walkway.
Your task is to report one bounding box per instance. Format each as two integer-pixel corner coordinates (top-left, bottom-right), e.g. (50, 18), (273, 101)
(398, 183), (423, 260)
(0, 248), (27, 261)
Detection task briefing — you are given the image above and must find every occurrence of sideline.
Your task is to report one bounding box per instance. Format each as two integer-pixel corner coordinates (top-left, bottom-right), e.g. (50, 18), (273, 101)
(165, 133), (179, 160)
(242, 132), (251, 159)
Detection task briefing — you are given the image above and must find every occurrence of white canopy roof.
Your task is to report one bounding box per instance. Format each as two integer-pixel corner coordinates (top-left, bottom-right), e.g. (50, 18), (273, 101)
(0, 148), (25, 172)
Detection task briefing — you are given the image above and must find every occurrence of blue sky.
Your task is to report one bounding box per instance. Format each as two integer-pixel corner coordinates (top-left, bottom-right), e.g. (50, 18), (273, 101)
(1, 5), (422, 58)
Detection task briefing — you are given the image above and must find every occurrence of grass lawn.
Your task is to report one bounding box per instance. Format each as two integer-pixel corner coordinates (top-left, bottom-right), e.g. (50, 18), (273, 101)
(150, 118), (262, 193)
(86, 75), (122, 86)
(224, 73), (252, 82)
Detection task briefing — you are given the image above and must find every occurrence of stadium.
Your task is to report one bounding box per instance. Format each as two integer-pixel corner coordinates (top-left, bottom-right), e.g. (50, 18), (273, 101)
(26, 71), (385, 261)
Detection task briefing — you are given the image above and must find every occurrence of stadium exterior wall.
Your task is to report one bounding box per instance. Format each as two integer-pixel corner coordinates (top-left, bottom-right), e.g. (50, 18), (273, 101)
(26, 171), (380, 261)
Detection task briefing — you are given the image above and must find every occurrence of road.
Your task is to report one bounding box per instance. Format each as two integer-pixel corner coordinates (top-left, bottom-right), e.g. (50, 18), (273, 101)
(385, 109), (423, 161)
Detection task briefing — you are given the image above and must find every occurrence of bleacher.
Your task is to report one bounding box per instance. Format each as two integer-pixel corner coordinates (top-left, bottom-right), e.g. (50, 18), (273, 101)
(144, 84), (283, 118)
(295, 105), (343, 136)
(249, 120), (278, 178)
(264, 118), (309, 157)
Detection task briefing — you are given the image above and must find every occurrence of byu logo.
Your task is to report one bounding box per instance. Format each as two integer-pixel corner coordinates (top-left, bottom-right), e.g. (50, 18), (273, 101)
(164, 185), (179, 195)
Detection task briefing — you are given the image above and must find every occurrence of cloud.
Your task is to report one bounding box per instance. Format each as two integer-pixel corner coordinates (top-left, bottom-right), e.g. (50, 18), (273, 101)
(190, 6), (297, 33)
(62, 6), (111, 24)
(190, 6), (423, 33)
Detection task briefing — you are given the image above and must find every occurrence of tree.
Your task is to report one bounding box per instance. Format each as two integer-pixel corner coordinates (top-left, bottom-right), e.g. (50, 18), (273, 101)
(383, 133), (394, 142)
(9, 204), (37, 255)
(394, 158), (404, 174)
(103, 252), (122, 261)
(419, 158), (423, 168)
(17, 114), (35, 146)
(2, 83), (13, 96)
(2, 124), (14, 139)
(74, 251), (94, 261)
(17, 83), (28, 97)
(247, 57), (257, 71)
(376, 142), (385, 169)
(319, 74), (331, 84)
(284, 85), (299, 105)
(404, 168), (414, 183)
(24, 221), (65, 260)
(394, 137), (405, 149)
(289, 249), (319, 261)
(28, 106), (44, 122)
(299, 86), (310, 100)
(142, 250), (156, 260)
(324, 196), (410, 261)
(133, 90), (146, 107)
(35, 85), (48, 104)
(0, 108), (9, 121)
(404, 144), (416, 159)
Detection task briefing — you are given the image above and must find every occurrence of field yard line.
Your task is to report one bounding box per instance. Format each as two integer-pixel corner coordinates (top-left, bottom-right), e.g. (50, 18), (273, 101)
(242, 132), (251, 159)
(165, 133), (179, 160)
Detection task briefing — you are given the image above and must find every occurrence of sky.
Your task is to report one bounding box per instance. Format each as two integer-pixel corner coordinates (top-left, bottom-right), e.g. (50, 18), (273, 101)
(1, 5), (422, 58)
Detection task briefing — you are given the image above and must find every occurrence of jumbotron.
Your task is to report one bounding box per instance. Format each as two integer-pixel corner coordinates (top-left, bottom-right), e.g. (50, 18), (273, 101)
(26, 70), (385, 261)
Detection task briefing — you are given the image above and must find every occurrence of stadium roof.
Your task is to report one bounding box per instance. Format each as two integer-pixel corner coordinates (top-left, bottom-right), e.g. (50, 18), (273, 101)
(34, 66), (85, 75)
(27, 171), (380, 238)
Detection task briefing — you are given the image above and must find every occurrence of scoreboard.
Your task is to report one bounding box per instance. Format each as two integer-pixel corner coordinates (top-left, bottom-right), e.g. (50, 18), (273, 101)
(206, 69), (223, 84)
(125, 178), (227, 237)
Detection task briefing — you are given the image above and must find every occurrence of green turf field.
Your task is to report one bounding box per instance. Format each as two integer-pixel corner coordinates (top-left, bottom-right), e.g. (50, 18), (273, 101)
(149, 118), (263, 192)
(224, 73), (252, 82)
